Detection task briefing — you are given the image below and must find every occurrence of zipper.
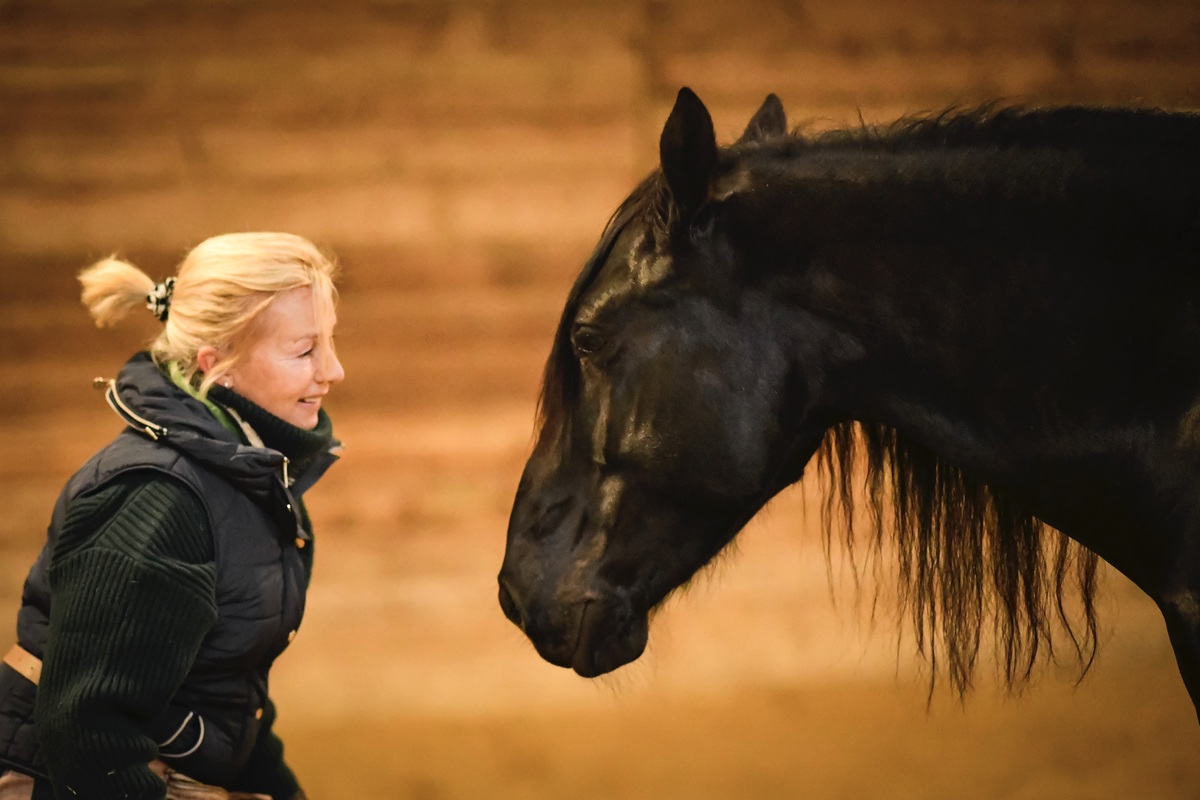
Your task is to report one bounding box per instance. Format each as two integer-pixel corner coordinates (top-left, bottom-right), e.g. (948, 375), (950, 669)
(103, 380), (168, 440)
(103, 376), (312, 548)
(281, 458), (311, 544)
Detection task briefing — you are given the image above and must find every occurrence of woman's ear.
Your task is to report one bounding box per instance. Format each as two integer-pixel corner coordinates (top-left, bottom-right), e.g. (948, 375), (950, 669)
(196, 345), (220, 376)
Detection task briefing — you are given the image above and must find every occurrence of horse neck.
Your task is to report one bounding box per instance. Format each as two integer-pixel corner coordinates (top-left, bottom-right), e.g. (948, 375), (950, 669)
(729, 143), (1200, 547)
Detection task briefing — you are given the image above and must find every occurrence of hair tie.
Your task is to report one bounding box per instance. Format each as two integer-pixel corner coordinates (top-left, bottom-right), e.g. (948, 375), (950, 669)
(146, 277), (176, 322)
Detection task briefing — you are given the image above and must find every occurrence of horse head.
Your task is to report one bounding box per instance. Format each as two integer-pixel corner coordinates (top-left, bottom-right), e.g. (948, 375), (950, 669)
(498, 90), (836, 677)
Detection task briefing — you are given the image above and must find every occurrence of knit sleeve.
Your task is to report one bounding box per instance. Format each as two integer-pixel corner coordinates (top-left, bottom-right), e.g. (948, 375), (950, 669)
(35, 471), (218, 800)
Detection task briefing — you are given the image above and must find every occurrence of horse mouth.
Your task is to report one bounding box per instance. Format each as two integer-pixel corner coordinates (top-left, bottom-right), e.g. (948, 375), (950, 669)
(569, 599), (649, 678)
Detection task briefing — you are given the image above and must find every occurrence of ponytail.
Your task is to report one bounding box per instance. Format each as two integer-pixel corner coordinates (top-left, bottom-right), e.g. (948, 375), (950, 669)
(78, 256), (157, 328)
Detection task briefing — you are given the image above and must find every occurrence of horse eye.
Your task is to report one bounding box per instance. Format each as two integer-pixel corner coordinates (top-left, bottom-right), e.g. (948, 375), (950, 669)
(571, 326), (606, 357)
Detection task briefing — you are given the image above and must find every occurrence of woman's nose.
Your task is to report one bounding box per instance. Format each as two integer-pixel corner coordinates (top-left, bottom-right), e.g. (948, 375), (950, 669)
(319, 349), (346, 384)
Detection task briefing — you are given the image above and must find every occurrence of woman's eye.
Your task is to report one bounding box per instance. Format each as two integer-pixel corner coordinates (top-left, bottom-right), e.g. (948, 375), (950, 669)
(571, 326), (606, 357)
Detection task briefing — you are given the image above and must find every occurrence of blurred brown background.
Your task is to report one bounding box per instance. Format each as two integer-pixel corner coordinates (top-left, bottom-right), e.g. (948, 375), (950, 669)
(2, 1), (1199, 797)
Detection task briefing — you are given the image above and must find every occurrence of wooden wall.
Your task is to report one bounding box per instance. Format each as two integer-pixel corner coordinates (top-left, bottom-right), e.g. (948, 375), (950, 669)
(3, 0), (1199, 455)
(3, 6), (1200, 793)
(4, 0), (1200, 455)
(3, 0), (1199, 275)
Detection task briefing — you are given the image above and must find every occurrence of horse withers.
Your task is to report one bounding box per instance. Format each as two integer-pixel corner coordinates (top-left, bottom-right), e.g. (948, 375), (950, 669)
(498, 87), (1200, 719)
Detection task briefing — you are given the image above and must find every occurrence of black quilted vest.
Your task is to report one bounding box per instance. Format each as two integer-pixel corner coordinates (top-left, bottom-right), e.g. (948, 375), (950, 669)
(0, 353), (339, 784)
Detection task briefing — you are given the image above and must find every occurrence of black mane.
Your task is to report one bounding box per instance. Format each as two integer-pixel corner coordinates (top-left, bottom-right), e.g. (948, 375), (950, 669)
(766, 103), (1200, 155)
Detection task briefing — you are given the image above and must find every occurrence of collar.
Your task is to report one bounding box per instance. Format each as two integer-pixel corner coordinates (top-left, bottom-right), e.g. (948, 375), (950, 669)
(104, 353), (341, 496)
(207, 383), (336, 468)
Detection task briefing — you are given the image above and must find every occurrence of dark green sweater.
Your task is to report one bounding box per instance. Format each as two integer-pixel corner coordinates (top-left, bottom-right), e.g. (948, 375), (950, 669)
(35, 386), (332, 799)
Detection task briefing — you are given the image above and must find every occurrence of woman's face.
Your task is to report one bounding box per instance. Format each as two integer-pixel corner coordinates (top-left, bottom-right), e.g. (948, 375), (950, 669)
(226, 286), (345, 429)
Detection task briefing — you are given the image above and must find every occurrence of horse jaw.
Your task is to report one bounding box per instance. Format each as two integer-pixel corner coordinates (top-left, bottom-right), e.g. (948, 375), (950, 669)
(499, 434), (825, 677)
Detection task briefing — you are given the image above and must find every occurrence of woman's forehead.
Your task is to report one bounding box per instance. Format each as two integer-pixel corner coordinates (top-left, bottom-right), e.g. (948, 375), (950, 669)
(260, 285), (337, 336)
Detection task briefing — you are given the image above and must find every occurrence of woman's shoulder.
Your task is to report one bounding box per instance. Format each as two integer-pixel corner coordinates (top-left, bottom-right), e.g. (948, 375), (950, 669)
(56, 469), (214, 566)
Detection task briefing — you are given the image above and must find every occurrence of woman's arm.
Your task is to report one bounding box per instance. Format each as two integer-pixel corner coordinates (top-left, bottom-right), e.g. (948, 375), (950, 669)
(35, 473), (218, 800)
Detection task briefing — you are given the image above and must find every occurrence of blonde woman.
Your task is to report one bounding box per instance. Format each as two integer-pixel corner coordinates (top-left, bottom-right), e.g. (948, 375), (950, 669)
(0, 233), (345, 800)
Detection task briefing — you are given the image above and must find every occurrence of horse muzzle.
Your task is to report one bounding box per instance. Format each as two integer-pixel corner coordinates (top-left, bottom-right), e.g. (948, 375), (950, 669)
(498, 572), (649, 677)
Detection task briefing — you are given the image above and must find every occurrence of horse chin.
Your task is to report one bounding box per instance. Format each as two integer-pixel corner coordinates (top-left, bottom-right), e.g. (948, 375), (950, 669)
(568, 600), (650, 677)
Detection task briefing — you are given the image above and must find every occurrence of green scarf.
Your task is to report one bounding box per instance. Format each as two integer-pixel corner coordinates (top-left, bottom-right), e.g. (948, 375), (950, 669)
(165, 360), (241, 437)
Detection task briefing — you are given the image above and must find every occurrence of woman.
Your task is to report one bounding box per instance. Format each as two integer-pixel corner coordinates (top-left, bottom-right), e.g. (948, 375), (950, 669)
(0, 232), (346, 799)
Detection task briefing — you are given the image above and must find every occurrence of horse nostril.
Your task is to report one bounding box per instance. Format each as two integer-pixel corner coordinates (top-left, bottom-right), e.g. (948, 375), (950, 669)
(498, 579), (523, 629)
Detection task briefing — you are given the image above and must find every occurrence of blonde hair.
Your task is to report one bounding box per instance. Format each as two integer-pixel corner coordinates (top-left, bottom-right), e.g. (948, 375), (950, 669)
(79, 232), (339, 395)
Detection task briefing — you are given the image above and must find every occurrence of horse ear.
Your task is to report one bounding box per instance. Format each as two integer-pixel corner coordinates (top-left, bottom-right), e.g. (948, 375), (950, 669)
(659, 87), (718, 228)
(736, 93), (786, 144)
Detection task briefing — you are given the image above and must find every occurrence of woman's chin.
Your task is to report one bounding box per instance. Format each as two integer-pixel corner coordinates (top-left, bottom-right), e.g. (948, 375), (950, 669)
(289, 403), (321, 430)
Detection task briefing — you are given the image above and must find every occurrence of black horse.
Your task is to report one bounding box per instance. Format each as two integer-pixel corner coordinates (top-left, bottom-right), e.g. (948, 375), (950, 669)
(499, 87), (1200, 719)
